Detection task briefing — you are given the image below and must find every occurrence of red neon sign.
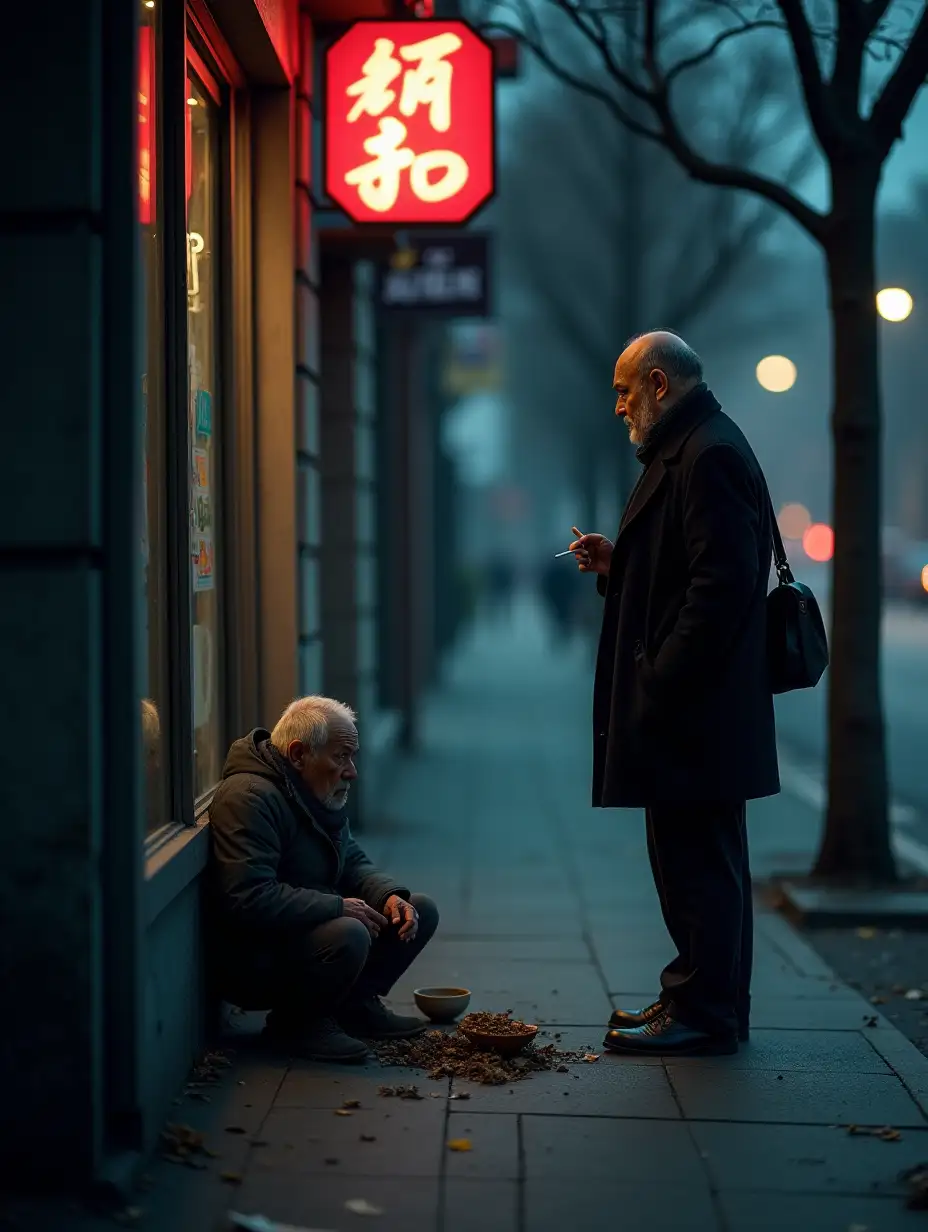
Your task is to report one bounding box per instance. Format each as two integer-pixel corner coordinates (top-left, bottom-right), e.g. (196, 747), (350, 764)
(138, 25), (156, 225)
(325, 20), (495, 226)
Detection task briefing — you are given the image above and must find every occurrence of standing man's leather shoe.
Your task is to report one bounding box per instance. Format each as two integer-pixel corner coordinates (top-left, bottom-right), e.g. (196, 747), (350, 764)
(603, 1009), (738, 1056)
(609, 1000), (749, 1043)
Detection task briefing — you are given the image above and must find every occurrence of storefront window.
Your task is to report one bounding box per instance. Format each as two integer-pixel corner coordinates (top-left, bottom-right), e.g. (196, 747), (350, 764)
(140, 0), (169, 832)
(186, 70), (224, 800)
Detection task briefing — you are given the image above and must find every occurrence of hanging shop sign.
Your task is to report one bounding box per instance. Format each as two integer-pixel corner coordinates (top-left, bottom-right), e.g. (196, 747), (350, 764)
(376, 234), (491, 315)
(324, 20), (495, 226)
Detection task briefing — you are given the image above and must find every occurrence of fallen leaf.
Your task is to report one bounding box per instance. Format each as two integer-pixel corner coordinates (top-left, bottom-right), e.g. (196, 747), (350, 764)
(360, 1134), (377, 1143)
(447, 1138), (473, 1152)
(449, 1092), (470, 1101)
(342, 1099), (361, 1109)
(870, 996), (886, 1005)
(225, 1126), (248, 1135)
(583, 1054), (600, 1063)
(334, 1109), (353, 1117)
(220, 1172), (243, 1185)
(344, 1198), (384, 1216)
(857, 927), (877, 939)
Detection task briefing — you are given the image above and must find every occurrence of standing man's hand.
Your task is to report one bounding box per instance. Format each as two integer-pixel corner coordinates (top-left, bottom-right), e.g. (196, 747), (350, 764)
(383, 894), (419, 942)
(569, 527), (613, 576)
(342, 898), (389, 938)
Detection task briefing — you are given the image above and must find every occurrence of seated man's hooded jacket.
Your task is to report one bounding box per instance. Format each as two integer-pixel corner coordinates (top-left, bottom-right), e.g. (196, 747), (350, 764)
(207, 729), (409, 951)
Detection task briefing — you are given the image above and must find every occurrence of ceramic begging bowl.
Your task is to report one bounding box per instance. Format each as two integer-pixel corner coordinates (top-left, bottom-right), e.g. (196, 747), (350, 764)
(413, 987), (472, 1023)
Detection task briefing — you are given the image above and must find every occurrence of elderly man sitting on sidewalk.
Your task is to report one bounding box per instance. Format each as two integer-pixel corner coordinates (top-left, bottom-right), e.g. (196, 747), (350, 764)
(208, 696), (438, 1062)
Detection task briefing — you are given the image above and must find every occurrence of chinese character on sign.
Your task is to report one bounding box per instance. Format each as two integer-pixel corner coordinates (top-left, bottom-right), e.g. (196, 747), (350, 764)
(326, 21), (495, 226)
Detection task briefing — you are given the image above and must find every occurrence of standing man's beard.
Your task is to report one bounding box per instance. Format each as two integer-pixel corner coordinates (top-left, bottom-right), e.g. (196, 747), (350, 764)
(628, 393), (660, 446)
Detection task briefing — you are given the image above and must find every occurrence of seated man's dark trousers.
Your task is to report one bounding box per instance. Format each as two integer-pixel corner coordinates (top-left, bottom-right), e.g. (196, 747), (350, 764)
(217, 893), (439, 1029)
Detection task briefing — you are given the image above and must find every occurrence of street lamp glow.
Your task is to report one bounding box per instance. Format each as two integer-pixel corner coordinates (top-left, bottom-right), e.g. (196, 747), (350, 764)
(756, 355), (796, 393)
(877, 287), (913, 322)
(803, 523), (834, 563)
(778, 502), (811, 540)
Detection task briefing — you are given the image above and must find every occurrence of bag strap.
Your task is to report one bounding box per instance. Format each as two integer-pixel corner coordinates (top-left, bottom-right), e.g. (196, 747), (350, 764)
(766, 489), (795, 585)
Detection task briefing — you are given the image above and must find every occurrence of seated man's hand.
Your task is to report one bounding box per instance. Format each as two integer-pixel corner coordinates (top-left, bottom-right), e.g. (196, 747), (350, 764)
(343, 898), (389, 938)
(384, 894), (419, 942)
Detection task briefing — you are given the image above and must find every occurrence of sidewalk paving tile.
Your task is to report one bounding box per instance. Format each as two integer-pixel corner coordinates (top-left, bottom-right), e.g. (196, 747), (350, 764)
(226, 1173), (441, 1229)
(690, 1120), (928, 1193)
(668, 1065), (928, 1125)
(245, 1102), (447, 1175)
(443, 1180), (520, 1232)
(718, 1192), (927, 1232)
(524, 1179), (722, 1232)
(667, 1027), (895, 1072)
(451, 1053), (680, 1116)
(443, 1113), (520, 1179)
(273, 1061), (448, 1108)
(520, 1115), (705, 1183)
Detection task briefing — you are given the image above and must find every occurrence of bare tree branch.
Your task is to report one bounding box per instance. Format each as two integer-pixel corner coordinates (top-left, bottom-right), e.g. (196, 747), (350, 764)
(665, 19), (787, 84)
(480, 16), (663, 139)
(646, 77), (827, 239)
(869, 1), (928, 152)
(483, 1), (830, 243)
(775, 0), (833, 145)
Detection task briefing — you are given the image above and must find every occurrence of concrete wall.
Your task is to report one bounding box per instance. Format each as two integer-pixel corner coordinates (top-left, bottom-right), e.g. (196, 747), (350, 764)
(0, 0), (144, 1184)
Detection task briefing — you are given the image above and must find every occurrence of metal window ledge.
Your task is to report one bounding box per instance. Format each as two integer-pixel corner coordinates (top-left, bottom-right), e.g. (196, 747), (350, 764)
(145, 818), (211, 927)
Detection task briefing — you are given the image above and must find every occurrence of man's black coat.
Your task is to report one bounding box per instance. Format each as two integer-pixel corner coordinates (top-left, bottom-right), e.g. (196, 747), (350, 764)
(593, 385), (780, 807)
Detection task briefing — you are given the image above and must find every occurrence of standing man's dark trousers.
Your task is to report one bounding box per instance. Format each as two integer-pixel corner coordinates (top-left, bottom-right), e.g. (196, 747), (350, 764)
(646, 803), (752, 1038)
(217, 894), (439, 1029)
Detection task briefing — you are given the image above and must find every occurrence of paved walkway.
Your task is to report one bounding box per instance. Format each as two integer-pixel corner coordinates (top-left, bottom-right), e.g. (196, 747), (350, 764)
(25, 597), (928, 1231)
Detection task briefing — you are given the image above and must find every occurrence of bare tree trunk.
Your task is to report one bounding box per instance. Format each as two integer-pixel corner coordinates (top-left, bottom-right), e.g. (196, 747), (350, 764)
(813, 157), (896, 884)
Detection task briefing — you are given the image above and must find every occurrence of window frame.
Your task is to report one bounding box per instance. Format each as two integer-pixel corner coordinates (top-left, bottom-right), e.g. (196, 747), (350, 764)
(144, 4), (255, 859)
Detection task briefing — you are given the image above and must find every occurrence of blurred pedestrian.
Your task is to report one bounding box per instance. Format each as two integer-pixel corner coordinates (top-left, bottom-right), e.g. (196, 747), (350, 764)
(569, 330), (779, 1057)
(539, 554), (575, 645)
(485, 555), (515, 620)
(207, 696), (438, 1062)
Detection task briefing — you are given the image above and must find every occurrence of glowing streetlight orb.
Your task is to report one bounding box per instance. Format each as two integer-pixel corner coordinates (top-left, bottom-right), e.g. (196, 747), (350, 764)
(803, 523), (834, 563)
(877, 287), (913, 322)
(778, 503), (811, 540)
(921, 564), (928, 594)
(756, 355), (797, 393)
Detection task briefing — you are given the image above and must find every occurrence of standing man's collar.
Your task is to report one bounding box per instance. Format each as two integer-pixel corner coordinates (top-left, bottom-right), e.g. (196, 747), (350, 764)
(636, 383), (721, 466)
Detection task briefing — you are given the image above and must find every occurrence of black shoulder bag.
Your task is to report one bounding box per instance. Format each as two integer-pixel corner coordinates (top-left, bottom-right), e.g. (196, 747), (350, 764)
(766, 493), (829, 694)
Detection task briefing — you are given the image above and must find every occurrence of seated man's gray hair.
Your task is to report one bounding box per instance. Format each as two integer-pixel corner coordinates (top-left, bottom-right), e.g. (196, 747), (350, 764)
(271, 696), (358, 755)
(628, 330), (704, 383)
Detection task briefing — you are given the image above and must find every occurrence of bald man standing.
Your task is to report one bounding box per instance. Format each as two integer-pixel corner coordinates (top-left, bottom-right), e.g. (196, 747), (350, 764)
(570, 331), (779, 1057)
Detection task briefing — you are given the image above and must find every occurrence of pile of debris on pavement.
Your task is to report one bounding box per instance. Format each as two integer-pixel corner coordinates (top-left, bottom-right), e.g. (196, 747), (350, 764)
(374, 1013), (600, 1085)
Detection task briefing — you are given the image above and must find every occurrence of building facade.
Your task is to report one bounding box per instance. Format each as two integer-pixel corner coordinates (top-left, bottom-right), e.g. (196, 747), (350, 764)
(0, 0), (441, 1190)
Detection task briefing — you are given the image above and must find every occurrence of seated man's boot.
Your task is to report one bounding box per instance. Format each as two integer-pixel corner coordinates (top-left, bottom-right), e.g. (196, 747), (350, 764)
(603, 1008), (738, 1057)
(339, 995), (427, 1040)
(263, 1013), (370, 1063)
(609, 999), (749, 1043)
